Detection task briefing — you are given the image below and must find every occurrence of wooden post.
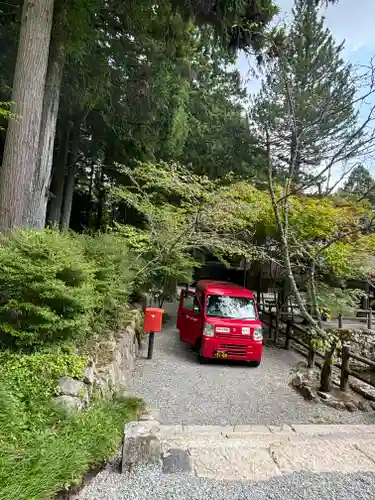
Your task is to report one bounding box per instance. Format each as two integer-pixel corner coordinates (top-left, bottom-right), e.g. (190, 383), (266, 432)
(366, 284), (372, 329)
(272, 316), (278, 344)
(338, 313), (343, 329)
(368, 309), (373, 330)
(256, 270), (261, 305)
(284, 322), (292, 350)
(340, 344), (350, 392)
(290, 296), (295, 323)
(320, 346), (335, 392)
(307, 342), (316, 368)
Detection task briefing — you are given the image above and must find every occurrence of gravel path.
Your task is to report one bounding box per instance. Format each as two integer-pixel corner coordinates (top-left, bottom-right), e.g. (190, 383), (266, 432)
(129, 305), (375, 426)
(79, 304), (375, 499)
(79, 464), (375, 500)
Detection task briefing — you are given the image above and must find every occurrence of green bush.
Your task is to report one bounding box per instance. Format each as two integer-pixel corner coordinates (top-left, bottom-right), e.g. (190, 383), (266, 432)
(0, 352), (86, 413)
(0, 351), (141, 499)
(82, 232), (139, 326)
(0, 230), (143, 499)
(0, 389), (140, 500)
(0, 230), (98, 350)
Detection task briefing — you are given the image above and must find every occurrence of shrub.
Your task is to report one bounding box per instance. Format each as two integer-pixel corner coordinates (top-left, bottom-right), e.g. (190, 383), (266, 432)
(0, 350), (141, 499)
(0, 230), (143, 500)
(0, 386), (140, 500)
(0, 230), (98, 350)
(82, 233), (139, 326)
(0, 352), (86, 414)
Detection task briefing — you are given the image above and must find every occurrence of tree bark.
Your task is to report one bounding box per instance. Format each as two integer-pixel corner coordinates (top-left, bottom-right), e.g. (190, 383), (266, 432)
(47, 118), (71, 225)
(309, 261), (320, 320)
(59, 161), (75, 232)
(60, 115), (82, 231)
(0, 0), (55, 232)
(265, 130), (317, 329)
(26, 36), (66, 229)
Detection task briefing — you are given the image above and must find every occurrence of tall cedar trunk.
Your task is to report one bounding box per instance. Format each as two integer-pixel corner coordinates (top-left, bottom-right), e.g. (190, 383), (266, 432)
(0, 0), (54, 232)
(26, 36), (66, 229)
(60, 115), (82, 231)
(47, 119), (71, 225)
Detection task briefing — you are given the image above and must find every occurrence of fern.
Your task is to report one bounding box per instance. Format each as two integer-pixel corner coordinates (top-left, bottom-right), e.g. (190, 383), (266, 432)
(0, 101), (17, 130)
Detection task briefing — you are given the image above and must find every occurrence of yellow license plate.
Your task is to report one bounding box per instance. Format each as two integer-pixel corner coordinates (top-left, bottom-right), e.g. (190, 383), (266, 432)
(214, 351), (228, 359)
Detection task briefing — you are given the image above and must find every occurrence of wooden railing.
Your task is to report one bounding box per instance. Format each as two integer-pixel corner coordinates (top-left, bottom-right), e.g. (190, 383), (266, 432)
(260, 308), (375, 391)
(261, 298), (375, 330)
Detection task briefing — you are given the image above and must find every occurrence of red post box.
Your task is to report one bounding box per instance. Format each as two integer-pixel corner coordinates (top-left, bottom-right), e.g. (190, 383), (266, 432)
(143, 307), (164, 360)
(143, 307), (164, 333)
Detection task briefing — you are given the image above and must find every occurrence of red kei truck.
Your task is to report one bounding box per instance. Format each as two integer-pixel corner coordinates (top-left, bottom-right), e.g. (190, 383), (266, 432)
(177, 280), (263, 366)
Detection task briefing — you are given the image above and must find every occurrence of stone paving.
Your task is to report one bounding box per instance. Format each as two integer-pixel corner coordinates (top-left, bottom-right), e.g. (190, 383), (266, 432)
(79, 302), (375, 498)
(129, 422), (375, 482)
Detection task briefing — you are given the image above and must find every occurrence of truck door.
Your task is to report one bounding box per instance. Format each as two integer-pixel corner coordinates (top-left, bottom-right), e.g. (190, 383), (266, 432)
(177, 290), (202, 345)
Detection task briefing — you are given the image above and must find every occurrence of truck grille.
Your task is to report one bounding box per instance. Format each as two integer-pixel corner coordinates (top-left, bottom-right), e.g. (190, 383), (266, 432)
(219, 343), (248, 357)
(215, 332), (244, 339)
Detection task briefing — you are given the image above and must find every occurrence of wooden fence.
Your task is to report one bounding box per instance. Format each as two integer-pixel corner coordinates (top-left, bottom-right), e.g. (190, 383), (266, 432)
(261, 298), (375, 330)
(260, 309), (375, 391)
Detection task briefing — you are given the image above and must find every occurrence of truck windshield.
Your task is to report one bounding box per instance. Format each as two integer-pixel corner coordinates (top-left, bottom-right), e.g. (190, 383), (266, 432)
(206, 295), (257, 319)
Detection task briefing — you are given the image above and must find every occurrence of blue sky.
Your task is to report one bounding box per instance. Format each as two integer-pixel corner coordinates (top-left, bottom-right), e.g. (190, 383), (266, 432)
(236, 0), (375, 179)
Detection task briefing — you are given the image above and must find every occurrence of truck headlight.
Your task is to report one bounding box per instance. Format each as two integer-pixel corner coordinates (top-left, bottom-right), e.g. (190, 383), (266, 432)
(253, 327), (263, 341)
(203, 323), (214, 337)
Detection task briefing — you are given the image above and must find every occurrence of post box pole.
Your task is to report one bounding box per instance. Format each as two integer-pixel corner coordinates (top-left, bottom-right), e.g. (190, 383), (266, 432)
(147, 332), (155, 359)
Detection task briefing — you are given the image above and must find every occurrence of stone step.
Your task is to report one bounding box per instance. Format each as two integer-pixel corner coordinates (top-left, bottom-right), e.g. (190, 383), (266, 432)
(159, 424), (375, 452)
(158, 423), (375, 441)
(158, 422), (375, 434)
(121, 421), (375, 481)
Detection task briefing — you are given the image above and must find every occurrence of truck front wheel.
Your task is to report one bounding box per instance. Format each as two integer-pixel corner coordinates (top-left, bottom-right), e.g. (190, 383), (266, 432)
(248, 360), (261, 367)
(195, 338), (208, 364)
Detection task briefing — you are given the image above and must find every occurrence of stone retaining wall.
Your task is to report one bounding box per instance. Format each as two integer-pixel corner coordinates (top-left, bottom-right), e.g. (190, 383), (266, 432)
(56, 308), (143, 410)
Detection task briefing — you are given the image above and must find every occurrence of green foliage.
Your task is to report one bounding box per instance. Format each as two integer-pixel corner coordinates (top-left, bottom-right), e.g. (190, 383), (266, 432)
(0, 230), (140, 350)
(0, 317), (141, 499)
(0, 230), (98, 349)
(313, 283), (364, 317)
(0, 352), (86, 422)
(342, 165), (373, 194)
(0, 100), (16, 130)
(116, 222), (197, 307)
(65, 5), (269, 231)
(323, 234), (375, 279)
(0, 383), (140, 500)
(114, 161), (213, 304)
(251, 0), (360, 187)
(171, 0), (279, 51)
(169, 38), (265, 179)
(0, 228), (142, 498)
(82, 232), (139, 326)
(288, 196), (368, 241)
(340, 165), (375, 206)
(114, 160), (375, 287)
